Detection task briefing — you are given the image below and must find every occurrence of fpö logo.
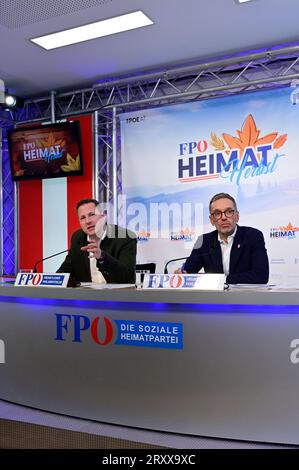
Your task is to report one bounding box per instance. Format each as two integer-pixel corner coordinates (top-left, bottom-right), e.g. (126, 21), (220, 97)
(56, 314), (114, 345)
(16, 273), (67, 287)
(17, 273), (43, 286)
(137, 230), (150, 242)
(270, 222), (299, 240)
(170, 228), (195, 242)
(23, 137), (64, 163)
(146, 274), (198, 289)
(178, 114), (287, 186)
(55, 314), (183, 350)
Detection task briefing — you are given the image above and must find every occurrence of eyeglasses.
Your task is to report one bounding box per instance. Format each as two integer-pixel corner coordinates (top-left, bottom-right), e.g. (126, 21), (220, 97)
(210, 209), (235, 220)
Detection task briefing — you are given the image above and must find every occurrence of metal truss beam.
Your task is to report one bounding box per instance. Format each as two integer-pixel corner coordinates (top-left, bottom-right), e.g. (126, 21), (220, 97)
(6, 44), (299, 123)
(95, 109), (122, 207)
(2, 44), (299, 262)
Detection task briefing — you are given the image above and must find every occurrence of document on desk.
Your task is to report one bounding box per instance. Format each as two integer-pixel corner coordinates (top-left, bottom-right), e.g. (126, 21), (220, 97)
(80, 283), (135, 289)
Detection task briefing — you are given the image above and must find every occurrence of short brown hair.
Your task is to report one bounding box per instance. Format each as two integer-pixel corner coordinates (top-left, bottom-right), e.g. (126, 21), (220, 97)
(209, 193), (237, 213)
(76, 198), (99, 212)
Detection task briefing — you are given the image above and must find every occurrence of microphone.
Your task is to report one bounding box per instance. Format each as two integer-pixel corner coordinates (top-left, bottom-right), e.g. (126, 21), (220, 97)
(32, 249), (69, 273)
(164, 237), (217, 274)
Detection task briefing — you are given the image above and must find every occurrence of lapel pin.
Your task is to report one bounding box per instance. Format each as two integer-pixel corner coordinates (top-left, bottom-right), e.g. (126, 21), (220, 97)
(237, 244), (240, 249)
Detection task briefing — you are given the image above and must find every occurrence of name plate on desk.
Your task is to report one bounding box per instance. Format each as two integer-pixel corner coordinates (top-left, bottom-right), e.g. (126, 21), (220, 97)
(143, 273), (225, 290)
(15, 273), (70, 288)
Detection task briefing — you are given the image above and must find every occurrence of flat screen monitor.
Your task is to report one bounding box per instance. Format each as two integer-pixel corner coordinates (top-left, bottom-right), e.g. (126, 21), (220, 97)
(7, 121), (83, 181)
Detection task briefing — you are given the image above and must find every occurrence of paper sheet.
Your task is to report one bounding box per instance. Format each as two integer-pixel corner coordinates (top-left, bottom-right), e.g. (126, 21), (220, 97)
(80, 283), (135, 290)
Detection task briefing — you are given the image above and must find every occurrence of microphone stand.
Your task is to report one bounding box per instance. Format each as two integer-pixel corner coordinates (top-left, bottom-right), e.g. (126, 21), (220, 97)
(33, 249), (69, 273)
(163, 239), (217, 274)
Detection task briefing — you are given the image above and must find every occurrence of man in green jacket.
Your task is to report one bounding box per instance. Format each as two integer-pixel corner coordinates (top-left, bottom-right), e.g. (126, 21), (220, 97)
(57, 198), (136, 284)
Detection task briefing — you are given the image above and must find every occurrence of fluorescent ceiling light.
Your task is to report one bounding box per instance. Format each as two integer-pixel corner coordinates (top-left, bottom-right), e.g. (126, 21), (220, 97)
(235, 0), (255, 3)
(31, 11), (153, 50)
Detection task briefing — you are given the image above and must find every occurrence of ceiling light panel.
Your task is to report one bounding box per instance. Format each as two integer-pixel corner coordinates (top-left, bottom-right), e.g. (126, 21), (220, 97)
(31, 10), (153, 50)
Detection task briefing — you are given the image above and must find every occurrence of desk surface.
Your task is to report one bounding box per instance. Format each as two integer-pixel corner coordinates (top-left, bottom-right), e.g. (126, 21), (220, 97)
(0, 283), (299, 305)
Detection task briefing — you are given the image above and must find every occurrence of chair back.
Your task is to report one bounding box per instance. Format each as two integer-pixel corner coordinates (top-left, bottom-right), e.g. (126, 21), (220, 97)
(136, 263), (156, 284)
(136, 263), (156, 274)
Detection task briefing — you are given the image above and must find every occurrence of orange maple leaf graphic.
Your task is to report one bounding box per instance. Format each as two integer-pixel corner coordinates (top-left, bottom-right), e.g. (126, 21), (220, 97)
(273, 134), (287, 149)
(220, 114), (287, 160)
(279, 222), (299, 232)
(37, 132), (65, 150)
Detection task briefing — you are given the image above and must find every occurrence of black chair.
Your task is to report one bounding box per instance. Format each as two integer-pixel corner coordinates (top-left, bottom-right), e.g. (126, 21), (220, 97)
(135, 263), (156, 284)
(136, 263), (156, 274)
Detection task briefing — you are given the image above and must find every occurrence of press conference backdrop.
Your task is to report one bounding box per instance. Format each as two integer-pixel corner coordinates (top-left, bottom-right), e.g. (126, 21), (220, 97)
(120, 88), (299, 285)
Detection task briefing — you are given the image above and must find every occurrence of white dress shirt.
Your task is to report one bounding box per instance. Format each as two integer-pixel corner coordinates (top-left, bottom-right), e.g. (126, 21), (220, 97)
(88, 231), (107, 284)
(218, 227), (237, 277)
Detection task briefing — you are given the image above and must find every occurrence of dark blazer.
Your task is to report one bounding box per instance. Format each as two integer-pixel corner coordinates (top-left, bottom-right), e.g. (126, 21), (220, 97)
(184, 225), (269, 284)
(57, 224), (137, 284)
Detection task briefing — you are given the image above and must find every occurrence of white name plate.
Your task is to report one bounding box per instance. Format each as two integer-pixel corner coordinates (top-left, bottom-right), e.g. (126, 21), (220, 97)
(15, 273), (70, 288)
(143, 273), (225, 290)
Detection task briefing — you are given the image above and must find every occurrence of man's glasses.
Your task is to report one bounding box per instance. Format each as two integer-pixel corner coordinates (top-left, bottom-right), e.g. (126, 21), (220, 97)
(210, 209), (235, 220)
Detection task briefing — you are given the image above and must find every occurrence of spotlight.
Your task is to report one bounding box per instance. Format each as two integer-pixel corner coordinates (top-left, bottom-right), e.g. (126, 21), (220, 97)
(5, 94), (17, 107)
(0, 92), (24, 109)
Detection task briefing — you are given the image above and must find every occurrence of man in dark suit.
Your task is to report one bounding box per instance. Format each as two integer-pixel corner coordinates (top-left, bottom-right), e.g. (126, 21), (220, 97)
(183, 193), (269, 284)
(57, 198), (136, 284)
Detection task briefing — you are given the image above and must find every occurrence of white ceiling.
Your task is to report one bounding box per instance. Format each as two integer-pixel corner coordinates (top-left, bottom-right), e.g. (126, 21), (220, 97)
(1, 0), (299, 98)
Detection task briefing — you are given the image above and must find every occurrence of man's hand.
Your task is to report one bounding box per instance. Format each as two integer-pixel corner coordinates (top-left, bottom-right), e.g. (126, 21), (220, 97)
(81, 240), (101, 259)
(174, 268), (187, 274)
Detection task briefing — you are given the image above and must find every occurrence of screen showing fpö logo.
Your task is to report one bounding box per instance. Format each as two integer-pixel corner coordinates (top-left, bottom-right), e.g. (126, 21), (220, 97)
(55, 314), (183, 349)
(0, 339), (5, 364)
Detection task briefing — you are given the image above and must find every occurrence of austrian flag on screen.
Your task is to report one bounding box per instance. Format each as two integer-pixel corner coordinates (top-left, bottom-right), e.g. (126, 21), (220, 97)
(7, 121), (83, 181)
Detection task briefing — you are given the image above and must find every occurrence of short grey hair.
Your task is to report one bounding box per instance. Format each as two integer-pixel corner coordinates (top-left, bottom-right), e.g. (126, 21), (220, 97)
(209, 193), (238, 213)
